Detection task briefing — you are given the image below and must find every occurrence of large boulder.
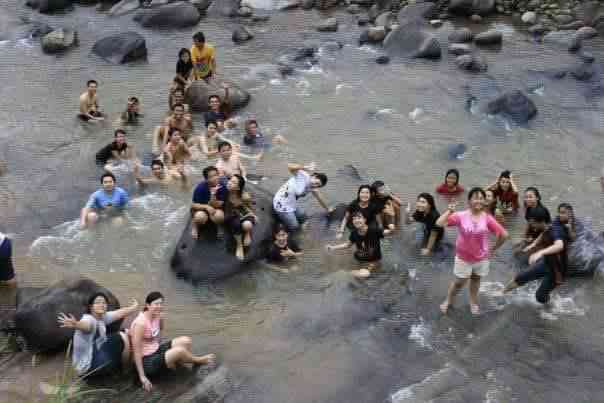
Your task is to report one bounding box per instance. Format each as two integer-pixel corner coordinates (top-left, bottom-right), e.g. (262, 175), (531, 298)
(207, 0), (240, 16)
(543, 30), (581, 52)
(134, 2), (201, 28)
(316, 0), (339, 10)
(485, 90), (537, 124)
(567, 219), (604, 277)
(474, 29), (502, 45)
(455, 54), (487, 72)
(185, 79), (250, 112)
(397, 2), (437, 24)
(375, 11), (395, 30)
(41, 28), (77, 54)
(448, 27), (474, 43)
(448, 0), (494, 16)
(92, 32), (147, 64)
(13, 277), (121, 352)
(316, 17), (338, 32)
(232, 25), (254, 43)
(384, 23), (442, 59)
(26, 0), (72, 13)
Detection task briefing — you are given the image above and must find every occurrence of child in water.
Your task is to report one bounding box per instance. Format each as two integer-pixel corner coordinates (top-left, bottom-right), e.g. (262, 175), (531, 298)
(267, 225), (303, 264)
(436, 169), (464, 197)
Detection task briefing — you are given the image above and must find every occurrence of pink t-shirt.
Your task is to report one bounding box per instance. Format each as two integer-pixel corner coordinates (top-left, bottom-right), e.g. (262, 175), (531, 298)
(447, 210), (505, 263)
(130, 312), (161, 357)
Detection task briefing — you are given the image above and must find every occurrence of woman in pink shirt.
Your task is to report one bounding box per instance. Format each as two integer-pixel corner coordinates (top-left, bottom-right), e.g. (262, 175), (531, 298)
(130, 292), (216, 392)
(436, 187), (509, 315)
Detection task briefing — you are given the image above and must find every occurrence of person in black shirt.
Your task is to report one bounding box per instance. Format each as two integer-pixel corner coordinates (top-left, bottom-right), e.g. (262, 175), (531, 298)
(371, 180), (402, 230)
(327, 211), (392, 278)
(337, 185), (379, 238)
(503, 204), (574, 304)
(176, 48), (193, 84)
(266, 225), (303, 263)
(405, 192), (444, 256)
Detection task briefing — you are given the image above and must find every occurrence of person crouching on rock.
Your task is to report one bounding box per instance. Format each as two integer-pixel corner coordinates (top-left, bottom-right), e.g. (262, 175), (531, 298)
(224, 174), (257, 260)
(80, 172), (129, 230)
(79, 80), (104, 122)
(190, 166), (227, 240)
(0, 231), (17, 287)
(326, 211), (392, 279)
(57, 293), (139, 378)
(131, 292), (216, 392)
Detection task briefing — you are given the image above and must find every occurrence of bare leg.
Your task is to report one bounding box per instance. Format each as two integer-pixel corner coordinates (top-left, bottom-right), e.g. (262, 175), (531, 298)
(0, 278), (17, 288)
(192, 211), (208, 239)
(441, 278), (469, 314)
(469, 274), (481, 315)
(242, 221), (253, 246)
(171, 336), (192, 351)
(210, 209), (225, 225)
(87, 211), (98, 227)
(164, 346), (216, 369)
(235, 235), (244, 260)
(119, 332), (131, 367)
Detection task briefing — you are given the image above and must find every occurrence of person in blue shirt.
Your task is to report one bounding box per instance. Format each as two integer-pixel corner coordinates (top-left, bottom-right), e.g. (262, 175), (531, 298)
(191, 166), (228, 240)
(80, 172), (129, 229)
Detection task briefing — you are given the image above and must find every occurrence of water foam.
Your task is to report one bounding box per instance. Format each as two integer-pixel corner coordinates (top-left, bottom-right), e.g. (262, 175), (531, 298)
(409, 317), (432, 350)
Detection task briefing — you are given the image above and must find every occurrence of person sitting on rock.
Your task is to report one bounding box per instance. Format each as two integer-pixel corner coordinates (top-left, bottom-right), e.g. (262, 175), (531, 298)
(96, 129), (138, 173)
(224, 174), (257, 260)
(436, 168), (464, 197)
(79, 80), (104, 121)
(266, 224), (302, 264)
(131, 292), (216, 392)
(486, 170), (519, 215)
(117, 96), (142, 126)
(80, 172), (129, 229)
(0, 231), (17, 287)
(176, 48), (193, 86)
(327, 211), (392, 279)
(191, 166), (228, 240)
(191, 31), (216, 82)
(370, 180), (402, 231)
(405, 192), (444, 256)
(57, 293), (139, 378)
(152, 104), (193, 155)
(337, 185), (379, 239)
(134, 159), (189, 190)
(273, 162), (332, 232)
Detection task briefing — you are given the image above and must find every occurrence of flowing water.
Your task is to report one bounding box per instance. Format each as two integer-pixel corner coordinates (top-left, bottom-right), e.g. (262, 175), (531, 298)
(1, 1), (604, 402)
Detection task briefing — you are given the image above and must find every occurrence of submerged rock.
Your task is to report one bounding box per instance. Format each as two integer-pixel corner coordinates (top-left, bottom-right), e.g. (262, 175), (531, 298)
(134, 3), (201, 28)
(232, 25), (254, 43)
(448, 43), (472, 55)
(316, 17), (338, 32)
(474, 29), (502, 45)
(486, 90), (537, 124)
(26, 0), (73, 13)
(455, 54), (487, 72)
(384, 25), (442, 59)
(206, 0), (240, 16)
(448, 0), (494, 16)
(448, 27), (474, 43)
(92, 32), (147, 64)
(567, 220), (604, 277)
(41, 28), (77, 54)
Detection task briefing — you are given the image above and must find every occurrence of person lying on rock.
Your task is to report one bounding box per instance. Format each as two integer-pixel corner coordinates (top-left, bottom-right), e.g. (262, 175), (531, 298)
(337, 185), (380, 239)
(273, 161), (332, 232)
(96, 129), (138, 174)
(0, 231), (17, 287)
(224, 174), (257, 260)
(57, 293), (139, 378)
(436, 168), (464, 198)
(152, 104), (193, 156)
(266, 224), (303, 264)
(371, 180), (402, 231)
(191, 31), (216, 83)
(117, 96), (142, 126)
(134, 159), (189, 190)
(503, 203), (575, 304)
(191, 166), (227, 240)
(486, 170), (519, 215)
(79, 80), (104, 122)
(326, 211), (392, 279)
(80, 172), (129, 230)
(131, 292), (216, 392)
(405, 192), (444, 256)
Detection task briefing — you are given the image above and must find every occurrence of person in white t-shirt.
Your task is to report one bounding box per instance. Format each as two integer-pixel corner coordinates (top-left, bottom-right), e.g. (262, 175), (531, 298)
(0, 232), (16, 287)
(272, 162), (333, 232)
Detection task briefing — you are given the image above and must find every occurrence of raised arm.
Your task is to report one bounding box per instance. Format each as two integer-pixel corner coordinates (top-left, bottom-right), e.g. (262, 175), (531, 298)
(436, 202), (456, 227)
(326, 241), (352, 252)
(108, 298), (138, 322)
(57, 313), (92, 333)
(311, 189), (330, 212)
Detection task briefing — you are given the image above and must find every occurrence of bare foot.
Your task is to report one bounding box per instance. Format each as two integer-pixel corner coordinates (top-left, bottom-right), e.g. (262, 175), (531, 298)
(440, 300), (450, 314)
(191, 225), (199, 240)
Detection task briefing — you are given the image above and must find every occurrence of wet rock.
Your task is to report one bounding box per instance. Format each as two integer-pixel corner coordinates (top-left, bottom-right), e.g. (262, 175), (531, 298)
(107, 0), (140, 17)
(26, 0), (73, 13)
(375, 55), (390, 64)
(448, 27), (474, 43)
(559, 21), (584, 30)
(430, 19), (443, 27)
(357, 14), (370, 25)
(28, 22), (53, 38)
(316, 0), (339, 9)
(448, 43), (472, 55)
(569, 64), (595, 81)
(543, 30), (581, 52)
(576, 26), (598, 40)
(14, 277), (121, 352)
(447, 143), (467, 160)
(347, 4), (361, 13)
(448, 0), (494, 16)
(206, 0), (240, 17)
(398, 2), (437, 24)
(191, 0), (213, 12)
(316, 17), (338, 32)
(455, 54), (487, 72)
(474, 29), (502, 45)
(238, 6), (253, 17)
(185, 79), (250, 112)
(528, 24), (548, 35)
(567, 219), (604, 277)
(521, 11), (537, 24)
(134, 3), (201, 28)
(321, 40), (343, 51)
(554, 14), (574, 25)
(368, 4), (380, 21)
(232, 25), (254, 43)
(41, 28), (77, 54)
(361, 26), (386, 43)
(470, 13), (482, 22)
(375, 11), (396, 30)
(384, 25), (441, 59)
(92, 32), (147, 64)
(251, 14), (270, 22)
(486, 90), (537, 123)
(578, 51), (595, 63)
(280, 0), (301, 9)
(301, 0), (315, 9)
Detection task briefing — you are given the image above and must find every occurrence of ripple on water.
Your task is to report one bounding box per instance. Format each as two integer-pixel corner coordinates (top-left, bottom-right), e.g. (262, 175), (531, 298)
(408, 317), (432, 350)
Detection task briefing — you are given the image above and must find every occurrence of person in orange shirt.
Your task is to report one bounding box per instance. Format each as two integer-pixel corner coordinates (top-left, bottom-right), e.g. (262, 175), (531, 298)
(190, 31), (216, 82)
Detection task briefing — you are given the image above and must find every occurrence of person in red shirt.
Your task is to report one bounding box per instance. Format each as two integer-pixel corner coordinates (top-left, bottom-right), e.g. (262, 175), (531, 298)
(486, 170), (519, 214)
(436, 169), (464, 196)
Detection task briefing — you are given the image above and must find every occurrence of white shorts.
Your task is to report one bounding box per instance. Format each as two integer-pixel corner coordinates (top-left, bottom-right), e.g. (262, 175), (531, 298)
(453, 256), (490, 279)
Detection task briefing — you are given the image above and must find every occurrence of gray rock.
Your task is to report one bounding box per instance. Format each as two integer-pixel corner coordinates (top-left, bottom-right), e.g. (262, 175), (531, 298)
(449, 0), (495, 16)
(41, 28), (77, 54)
(384, 23), (442, 59)
(570, 64), (595, 81)
(449, 27), (474, 42)
(528, 24), (548, 34)
(448, 43), (472, 55)
(486, 90), (537, 123)
(301, 0), (315, 8)
(92, 31), (147, 64)
(316, 0), (339, 9)
(430, 19), (443, 27)
(579, 51), (595, 63)
(363, 26), (386, 42)
(368, 4), (380, 21)
(375, 55), (390, 64)
(351, 0), (376, 5)
(474, 29), (502, 45)
(207, 0), (240, 16)
(375, 11), (395, 30)
(543, 30), (581, 52)
(357, 14), (370, 25)
(238, 6), (253, 17)
(232, 25), (254, 43)
(28, 22), (53, 38)
(347, 4), (361, 13)
(191, 0), (213, 12)
(26, 0), (72, 13)
(470, 13), (482, 22)
(521, 11), (537, 24)
(185, 79), (250, 112)
(455, 54), (488, 71)
(280, 0), (301, 10)
(558, 21), (584, 30)
(576, 26), (598, 40)
(554, 14), (574, 24)
(134, 3), (201, 28)
(398, 2), (437, 24)
(316, 17), (338, 31)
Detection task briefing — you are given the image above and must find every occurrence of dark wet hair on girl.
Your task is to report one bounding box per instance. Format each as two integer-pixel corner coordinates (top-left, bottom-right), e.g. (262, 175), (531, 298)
(524, 186), (542, 202)
(467, 187), (486, 201)
(86, 292), (108, 313)
(417, 192), (436, 212)
(356, 185), (372, 201)
(499, 170), (511, 179)
(178, 48), (191, 60)
(144, 291), (164, 310)
(232, 174), (246, 194)
(558, 202), (573, 212)
(445, 169), (460, 185)
(273, 224), (289, 238)
(370, 180), (385, 196)
(526, 205), (550, 223)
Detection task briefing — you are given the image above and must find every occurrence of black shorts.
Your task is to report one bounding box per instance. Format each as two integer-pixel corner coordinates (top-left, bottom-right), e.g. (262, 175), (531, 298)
(88, 333), (125, 377)
(226, 215), (255, 235)
(0, 238), (15, 282)
(143, 340), (172, 378)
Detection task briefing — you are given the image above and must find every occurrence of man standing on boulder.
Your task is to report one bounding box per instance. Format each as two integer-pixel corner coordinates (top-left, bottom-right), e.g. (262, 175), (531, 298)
(191, 32), (216, 82)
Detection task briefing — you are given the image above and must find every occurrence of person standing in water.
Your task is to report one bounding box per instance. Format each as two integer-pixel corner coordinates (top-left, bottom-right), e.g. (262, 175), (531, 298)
(405, 192), (444, 256)
(191, 31), (216, 82)
(337, 185), (379, 238)
(176, 48), (193, 86)
(79, 80), (103, 121)
(436, 169), (464, 197)
(436, 187), (509, 315)
(267, 225), (303, 264)
(0, 231), (16, 287)
(486, 170), (519, 215)
(80, 172), (129, 229)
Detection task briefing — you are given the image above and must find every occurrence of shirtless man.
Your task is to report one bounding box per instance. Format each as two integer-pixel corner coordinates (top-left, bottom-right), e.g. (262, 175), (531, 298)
(134, 160), (189, 190)
(169, 88), (191, 116)
(117, 96), (142, 126)
(79, 80), (103, 121)
(216, 141), (246, 179)
(152, 104), (193, 155)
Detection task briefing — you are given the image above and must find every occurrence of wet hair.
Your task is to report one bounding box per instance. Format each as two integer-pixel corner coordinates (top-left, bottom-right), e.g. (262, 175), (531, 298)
(218, 141), (231, 152)
(114, 128), (126, 137)
(208, 94), (221, 103)
(245, 119), (258, 131)
(86, 292), (108, 313)
(231, 174), (246, 195)
(558, 202), (573, 212)
(417, 192), (436, 212)
(101, 172), (116, 184)
(128, 96), (139, 104)
(178, 48), (191, 60)
(526, 205), (550, 223)
(273, 224), (289, 238)
(87, 79), (98, 87)
(205, 120), (217, 128)
(355, 185), (372, 202)
(524, 186), (542, 202)
(193, 31), (205, 43)
(173, 103), (185, 111)
(144, 291), (164, 311)
(467, 187), (486, 201)
(312, 173), (328, 187)
(499, 170), (511, 179)
(151, 159), (164, 169)
(168, 127), (181, 138)
(351, 210), (366, 221)
(370, 180), (385, 194)
(203, 165), (218, 179)
(444, 168), (460, 185)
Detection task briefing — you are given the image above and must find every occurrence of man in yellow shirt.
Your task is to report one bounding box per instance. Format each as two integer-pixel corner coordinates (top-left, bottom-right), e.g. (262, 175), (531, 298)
(191, 31), (216, 82)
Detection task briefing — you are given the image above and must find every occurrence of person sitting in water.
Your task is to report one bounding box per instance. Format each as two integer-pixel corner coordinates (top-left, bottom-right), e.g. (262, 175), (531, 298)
(273, 162), (332, 232)
(405, 192), (444, 256)
(216, 141), (247, 178)
(80, 172), (129, 229)
(191, 166), (227, 240)
(522, 187), (551, 244)
(131, 292), (216, 392)
(486, 170), (519, 215)
(503, 203), (576, 304)
(337, 185), (379, 239)
(96, 129), (137, 173)
(266, 224), (303, 264)
(0, 231), (17, 287)
(152, 104), (193, 155)
(485, 189), (505, 225)
(436, 168), (464, 197)
(371, 180), (402, 231)
(168, 85), (191, 116)
(57, 293), (139, 378)
(161, 128), (191, 175)
(134, 159), (189, 190)
(327, 211), (392, 279)
(224, 174), (257, 260)
(176, 48), (194, 86)
(188, 121), (221, 161)
(191, 31), (216, 82)
(242, 119), (287, 149)
(79, 80), (103, 121)
(118, 96), (142, 126)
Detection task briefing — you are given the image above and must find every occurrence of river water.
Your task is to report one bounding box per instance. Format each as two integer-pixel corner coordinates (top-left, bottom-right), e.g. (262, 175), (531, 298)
(1, 1), (604, 402)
